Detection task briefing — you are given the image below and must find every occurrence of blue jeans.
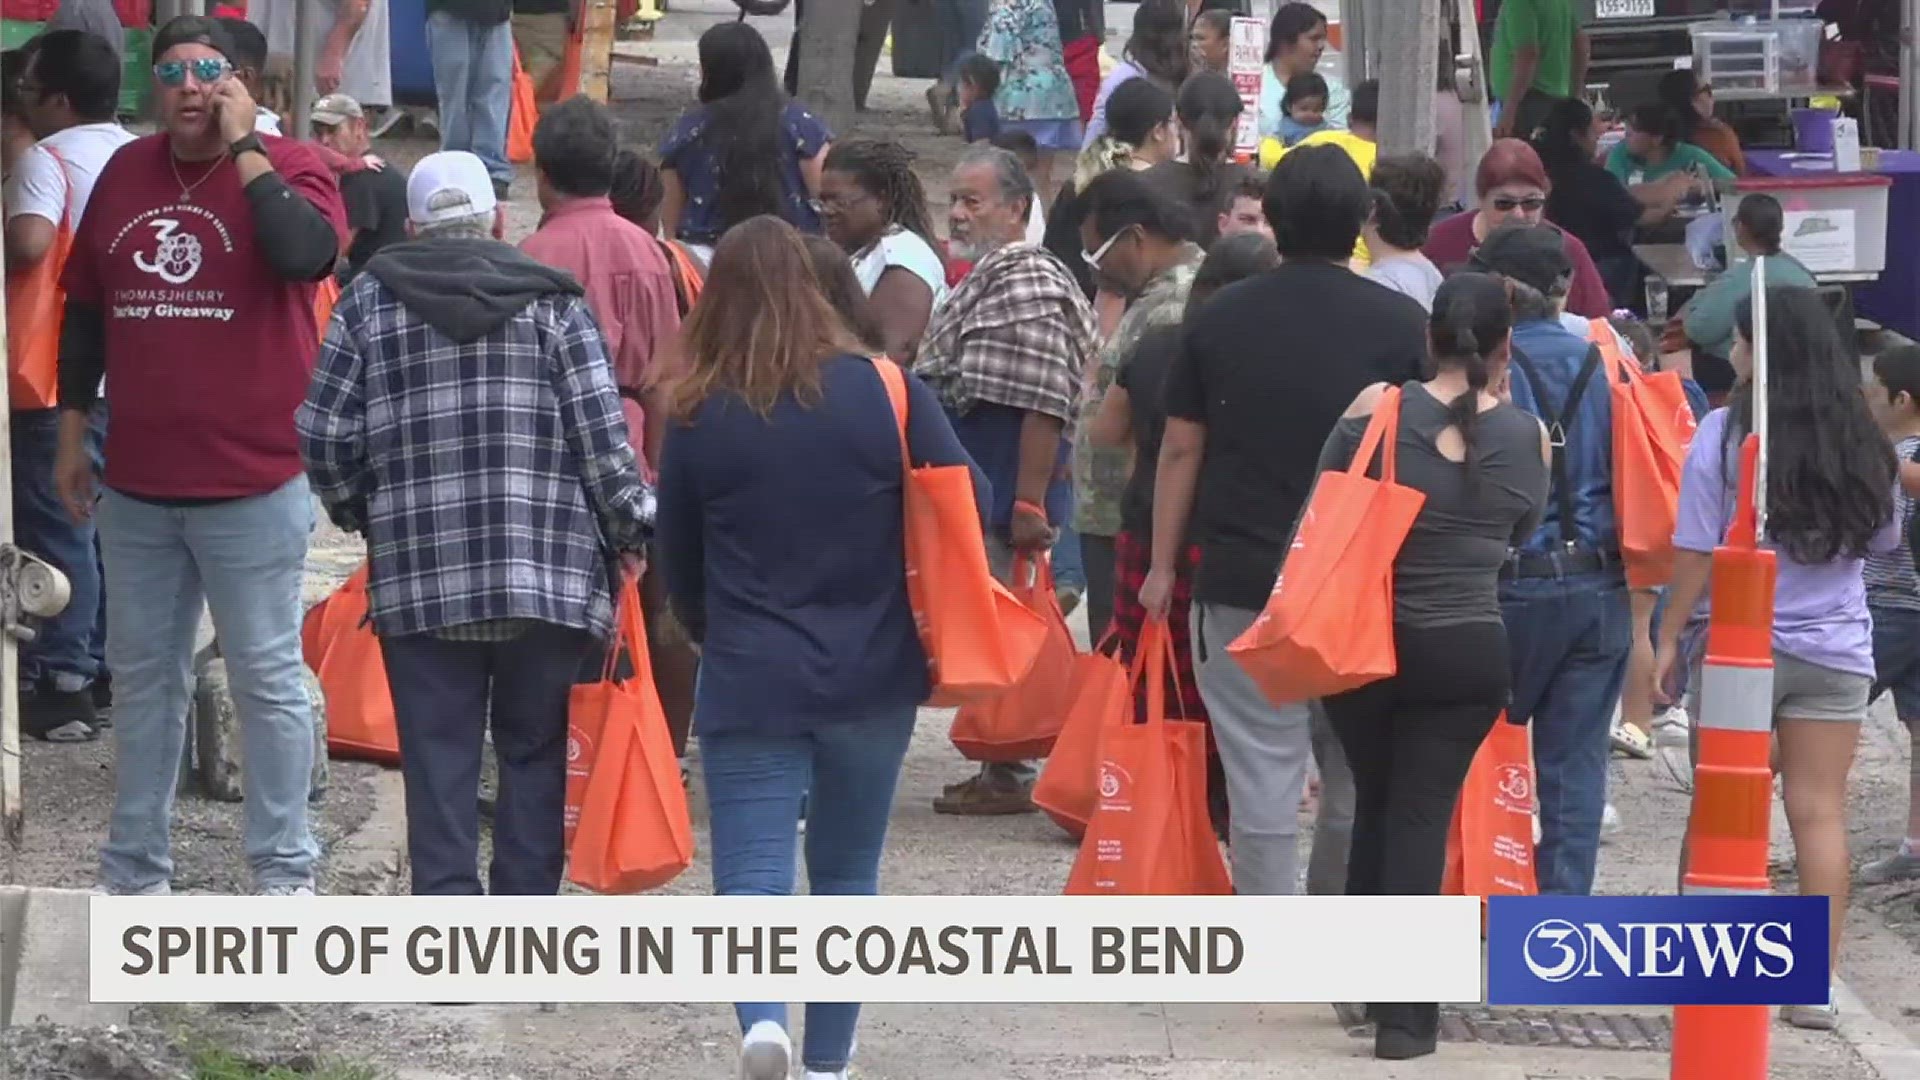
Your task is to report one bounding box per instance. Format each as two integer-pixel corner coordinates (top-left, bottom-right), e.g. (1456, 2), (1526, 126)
(1051, 521), (1086, 592)
(1500, 569), (1632, 896)
(97, 475), (318, 892)
(12, 406), (106, 689)
(427, 11), (513, 185)
(701, 709), (916, 1074)
(381, 622), (590, 895)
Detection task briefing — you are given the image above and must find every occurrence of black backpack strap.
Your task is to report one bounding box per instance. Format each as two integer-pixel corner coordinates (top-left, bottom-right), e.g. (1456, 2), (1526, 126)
(1509, 343), (1604, 548)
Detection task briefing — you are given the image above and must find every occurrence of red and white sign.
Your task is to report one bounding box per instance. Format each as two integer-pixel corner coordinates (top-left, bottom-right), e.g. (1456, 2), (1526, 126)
(1230, 18), (1266, 161)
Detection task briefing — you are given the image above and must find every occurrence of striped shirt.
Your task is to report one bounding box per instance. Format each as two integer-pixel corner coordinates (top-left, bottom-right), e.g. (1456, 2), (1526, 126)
(1866, 436), (1920, 612)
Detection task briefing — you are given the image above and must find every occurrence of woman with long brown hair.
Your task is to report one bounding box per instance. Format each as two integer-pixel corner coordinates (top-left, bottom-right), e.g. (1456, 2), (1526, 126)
(655, 216), (985, 1080)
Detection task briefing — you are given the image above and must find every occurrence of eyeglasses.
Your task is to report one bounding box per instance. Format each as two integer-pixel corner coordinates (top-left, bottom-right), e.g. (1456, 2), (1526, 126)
(1081, 225), (1136, 268)
(153, 57), (232, 89)
(1491, 196), (1547, 212)
(810, 190), (872, 216)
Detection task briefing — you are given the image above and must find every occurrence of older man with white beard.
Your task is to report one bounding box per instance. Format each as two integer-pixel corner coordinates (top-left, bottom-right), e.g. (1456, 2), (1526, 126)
(912, 144), (1097, 816)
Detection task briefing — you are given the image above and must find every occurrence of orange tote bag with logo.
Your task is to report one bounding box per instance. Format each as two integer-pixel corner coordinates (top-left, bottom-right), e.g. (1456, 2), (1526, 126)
(1442, 716), (1539, 916)
(872, 359), (1048, 707)
(1031, 633), (1130, 839)
(565, 573), (694, 892)
(300, 563), (401, 764)
(1065, 620), (1231, 896)
(508, 47), (538, 164)
(948, 553), (1077, 762)
(1588, 320), (1696, 590)
(7, 147), (72, 410)
(1228, 387), (1426, 705)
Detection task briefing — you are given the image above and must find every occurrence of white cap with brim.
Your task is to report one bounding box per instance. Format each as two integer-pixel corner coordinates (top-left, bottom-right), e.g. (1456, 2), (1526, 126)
(407, 150), (497, 229)
(310, 93), (363, 127)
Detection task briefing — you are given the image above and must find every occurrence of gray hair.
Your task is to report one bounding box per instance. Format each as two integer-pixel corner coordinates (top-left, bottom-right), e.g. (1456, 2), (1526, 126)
(955, 145), (1034, 218)
(415, 212), (495, 239)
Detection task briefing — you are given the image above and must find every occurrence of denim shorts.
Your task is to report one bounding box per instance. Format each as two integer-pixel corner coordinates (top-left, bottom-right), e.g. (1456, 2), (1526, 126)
(1774, 651), (1872, 724)
(1870, 603), (1920, 720)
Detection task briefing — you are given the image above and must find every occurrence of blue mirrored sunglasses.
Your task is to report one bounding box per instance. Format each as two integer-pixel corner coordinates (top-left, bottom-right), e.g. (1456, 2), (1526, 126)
(153, 57), (232, 89)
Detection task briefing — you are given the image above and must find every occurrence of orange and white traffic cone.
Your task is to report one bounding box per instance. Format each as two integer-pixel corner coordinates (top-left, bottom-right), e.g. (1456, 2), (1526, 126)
(1669, 432), (1774, 1080)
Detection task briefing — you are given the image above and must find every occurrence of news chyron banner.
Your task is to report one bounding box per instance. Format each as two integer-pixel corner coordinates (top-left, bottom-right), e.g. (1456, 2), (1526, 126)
(91, 897), (1481, 1004)
(88, 895), (1832, 1007)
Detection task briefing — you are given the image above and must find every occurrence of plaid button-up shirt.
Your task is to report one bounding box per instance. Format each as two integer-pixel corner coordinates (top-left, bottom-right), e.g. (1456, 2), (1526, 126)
(297, 258), (655, 641)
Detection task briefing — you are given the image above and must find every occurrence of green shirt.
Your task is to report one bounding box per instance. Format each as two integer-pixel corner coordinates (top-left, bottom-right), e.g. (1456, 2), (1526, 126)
(1604, 140), (1738, 185)
(1682, 253), (1819, 361)
(1490, 0), (1577, 101)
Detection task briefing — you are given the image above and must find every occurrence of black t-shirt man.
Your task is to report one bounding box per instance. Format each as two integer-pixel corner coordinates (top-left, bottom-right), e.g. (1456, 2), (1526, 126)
(1164, 262), (1428, 611)
(1117, 321), (1181, 538)
(337, 164), (410, 283)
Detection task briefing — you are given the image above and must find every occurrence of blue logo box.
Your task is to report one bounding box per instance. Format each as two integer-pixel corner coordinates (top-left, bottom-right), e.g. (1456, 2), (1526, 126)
(1486, 895), (1830, 1006)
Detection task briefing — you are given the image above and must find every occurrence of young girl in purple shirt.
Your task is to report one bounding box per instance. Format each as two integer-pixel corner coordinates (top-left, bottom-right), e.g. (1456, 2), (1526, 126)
(1654, 286), (1899, 1031)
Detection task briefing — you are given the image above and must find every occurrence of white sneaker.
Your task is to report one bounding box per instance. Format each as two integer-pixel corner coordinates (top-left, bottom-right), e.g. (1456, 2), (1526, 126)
(1783, 986), (1839, 1031)
(1600, 803), (1622, 844)
(1652, 707), (1692, 748)
(95, 880), (171, 896)
(1860, 844), (1920, 885)
(740, 1020), (791, 1080)
(260, 883), (316, 896)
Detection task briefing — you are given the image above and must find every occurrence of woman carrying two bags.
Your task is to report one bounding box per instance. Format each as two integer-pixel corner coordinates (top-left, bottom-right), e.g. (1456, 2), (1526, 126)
(653, 216), (988, 1080)
(1311, 274), (1548, 1061)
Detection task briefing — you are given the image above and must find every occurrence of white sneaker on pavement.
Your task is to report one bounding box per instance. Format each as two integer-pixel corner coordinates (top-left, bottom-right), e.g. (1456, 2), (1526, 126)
(1600, 803), (1622, 843)
(1783, 985), (1840, 1031)
(1652, 707), (1691, 748)
(1860, 843), (1920, 885)
(95, 880), (171, 896)
(740, 1020), (791, 1080)
(260, 884), (316, 896)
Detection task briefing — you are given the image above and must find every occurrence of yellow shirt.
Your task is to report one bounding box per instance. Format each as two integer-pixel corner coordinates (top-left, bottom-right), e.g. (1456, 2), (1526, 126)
(1259, 130), (1378, 267)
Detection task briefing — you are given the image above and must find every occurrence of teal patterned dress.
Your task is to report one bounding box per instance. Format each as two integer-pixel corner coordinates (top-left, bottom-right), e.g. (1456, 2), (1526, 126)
(978, 0), (1084, 147)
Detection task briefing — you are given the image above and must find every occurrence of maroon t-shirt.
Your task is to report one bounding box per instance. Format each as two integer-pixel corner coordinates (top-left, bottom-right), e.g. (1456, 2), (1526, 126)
(61, 133), (347, 499)
(1421, 210), (1613, 319)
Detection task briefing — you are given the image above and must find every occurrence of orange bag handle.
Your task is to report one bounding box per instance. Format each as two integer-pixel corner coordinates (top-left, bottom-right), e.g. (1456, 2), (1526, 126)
(600, 572), (646, 683)
(1344, 386), (1405, 484)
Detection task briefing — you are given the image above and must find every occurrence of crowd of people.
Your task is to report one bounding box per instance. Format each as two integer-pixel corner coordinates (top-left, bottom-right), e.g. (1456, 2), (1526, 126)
(3, 3), (1920, 1078)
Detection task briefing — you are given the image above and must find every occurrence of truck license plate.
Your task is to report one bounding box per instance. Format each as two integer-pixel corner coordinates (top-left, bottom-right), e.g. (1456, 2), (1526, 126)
(1595, 0), (1656, 18)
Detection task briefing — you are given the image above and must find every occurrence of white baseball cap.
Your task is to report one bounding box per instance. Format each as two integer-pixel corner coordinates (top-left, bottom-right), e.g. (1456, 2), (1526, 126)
(406, 150), (498, 228)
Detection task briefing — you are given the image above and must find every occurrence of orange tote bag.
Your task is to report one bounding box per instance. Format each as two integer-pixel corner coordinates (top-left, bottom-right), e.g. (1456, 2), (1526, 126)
(1588, 320), (1696, 590)
(1031, 634), (1130, 839)
(566, 573), (694, 893)
(1442, 716), (1539, 913)
(1227, 387), (1425, 705)
(871, 358), (1048, 707)
(312, 276), (341, 342)
(508, 47), (538, 164)
(300, 564), (401, 764)
(1065, 620), (1231, 896)
(948, 553), (1077, 762)
(6, 146), (72, 410)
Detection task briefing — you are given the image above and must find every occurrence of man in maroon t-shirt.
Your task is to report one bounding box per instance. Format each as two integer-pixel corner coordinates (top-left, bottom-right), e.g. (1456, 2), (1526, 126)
(53, 14), (347, 897)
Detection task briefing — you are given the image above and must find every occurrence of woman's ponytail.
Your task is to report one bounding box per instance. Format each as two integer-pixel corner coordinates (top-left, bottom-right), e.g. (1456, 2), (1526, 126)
(1428, 273), (1514, 481)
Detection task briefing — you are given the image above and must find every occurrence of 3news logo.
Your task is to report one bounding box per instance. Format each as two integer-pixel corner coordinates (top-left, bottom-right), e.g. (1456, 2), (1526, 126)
(1486, 896), (1830, 1006)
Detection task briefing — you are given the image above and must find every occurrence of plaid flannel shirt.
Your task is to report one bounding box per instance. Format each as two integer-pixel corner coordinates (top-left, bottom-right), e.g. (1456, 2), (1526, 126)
(297, 269), (655, 640)
(912, 242), (1096, 433)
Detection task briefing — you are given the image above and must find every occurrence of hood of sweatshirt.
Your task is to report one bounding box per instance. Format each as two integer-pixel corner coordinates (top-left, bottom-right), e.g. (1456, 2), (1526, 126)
(365, 236), (585, 345)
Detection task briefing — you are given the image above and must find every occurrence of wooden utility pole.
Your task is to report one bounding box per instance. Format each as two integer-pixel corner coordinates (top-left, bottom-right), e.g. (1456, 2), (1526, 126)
(576, 0), (618, 103)
(795, 0), (863, 140)
(1371, 0), (1441, 157)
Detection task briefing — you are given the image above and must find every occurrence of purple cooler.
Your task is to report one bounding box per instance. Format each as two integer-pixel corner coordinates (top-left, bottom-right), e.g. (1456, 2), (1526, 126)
(1792, 108), (1836, 153)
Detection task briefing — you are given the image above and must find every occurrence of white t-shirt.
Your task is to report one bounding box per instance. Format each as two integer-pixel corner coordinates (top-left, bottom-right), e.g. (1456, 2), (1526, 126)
(3, 122), (136, 230)
(5, 122), (133, 401)
(852, 227), (950, 310)
(255, 107), (283, 135)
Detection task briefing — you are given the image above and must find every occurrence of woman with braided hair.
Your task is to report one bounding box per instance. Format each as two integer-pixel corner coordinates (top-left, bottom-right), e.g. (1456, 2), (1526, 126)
(818, 139), (950, 361)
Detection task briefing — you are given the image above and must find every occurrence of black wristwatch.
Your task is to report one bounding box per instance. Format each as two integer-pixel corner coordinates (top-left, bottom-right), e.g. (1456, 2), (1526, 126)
(229, 132), (266, 161)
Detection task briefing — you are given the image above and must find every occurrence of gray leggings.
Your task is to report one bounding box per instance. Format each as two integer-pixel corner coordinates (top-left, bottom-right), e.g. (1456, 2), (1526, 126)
(1192, 602), (1355, 895)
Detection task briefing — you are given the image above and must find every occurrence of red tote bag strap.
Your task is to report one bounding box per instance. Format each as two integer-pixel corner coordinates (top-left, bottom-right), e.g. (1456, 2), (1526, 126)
(1344, 385), (1404, 484)
(600, 572), (647, 683)
(871, 357), (911, 469)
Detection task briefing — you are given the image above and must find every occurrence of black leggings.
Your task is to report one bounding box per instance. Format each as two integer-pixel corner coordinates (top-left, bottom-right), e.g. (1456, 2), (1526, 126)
(1322, 621), (1510, 1043)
